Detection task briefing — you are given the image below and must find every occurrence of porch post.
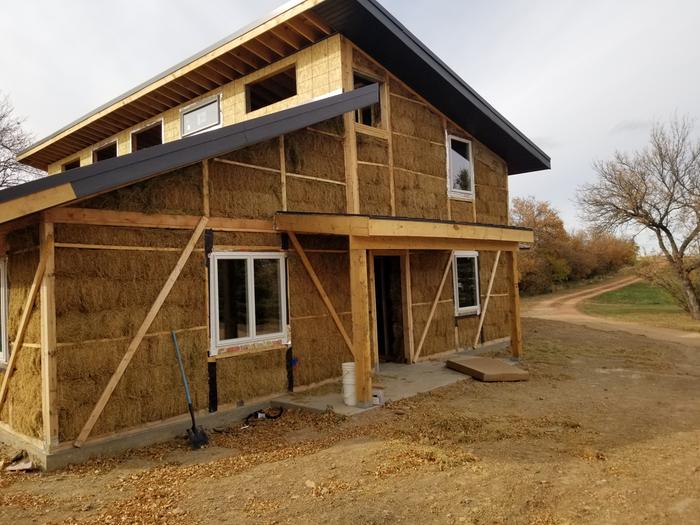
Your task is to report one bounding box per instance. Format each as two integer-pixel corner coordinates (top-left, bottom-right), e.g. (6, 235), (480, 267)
(40, 221), (59, 449)
(349, 237), (372, 407)
(508, 250), (523, 359)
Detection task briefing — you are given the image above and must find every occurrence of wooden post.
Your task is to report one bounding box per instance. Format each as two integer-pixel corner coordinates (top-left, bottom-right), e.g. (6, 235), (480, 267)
(473, 250), (501, 347)
(279, 136), (288, 211)
(40, 221), (58, 449)
(341, 38), (359, 214)
(400, 251), (414, 363)
(202, 160), (210, 217)
(74, 217), (208, 447)
(508, 251), (523, 359)
(368, 252), (379, 371)
(349, 238), (371, 406)
(414, 251), (453, 362)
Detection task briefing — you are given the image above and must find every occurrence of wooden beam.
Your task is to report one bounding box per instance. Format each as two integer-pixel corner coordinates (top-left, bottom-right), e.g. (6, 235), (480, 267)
(341, 38), (359, 214)
(473, 250), (501, 347)
(400, 251), (415, 363)
(368, 252), (379, 370)
(349, 238), (371, 406)
(0, 184), (77, 224)
(74, 217), (208, 447)
(288, 232), (354, 357)
(509, 251), (523, 359)
(348, 236), (519, 253)
(414, 251), (453, 362)
(40, 222), (58, 449)
(0, 254), (47, 411)
(279, 136), (288, 211)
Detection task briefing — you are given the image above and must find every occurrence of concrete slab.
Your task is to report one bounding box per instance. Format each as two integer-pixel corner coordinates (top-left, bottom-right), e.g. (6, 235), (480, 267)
(273, 360), (467, 416)
(446, 356), (529, 382)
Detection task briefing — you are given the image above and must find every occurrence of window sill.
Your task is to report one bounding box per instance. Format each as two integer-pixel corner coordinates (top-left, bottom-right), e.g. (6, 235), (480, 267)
(455, 310), (480, 320)
(449, 194), (475, 203)
(355, 123), (388, 139)
(210, 339), (289, 360)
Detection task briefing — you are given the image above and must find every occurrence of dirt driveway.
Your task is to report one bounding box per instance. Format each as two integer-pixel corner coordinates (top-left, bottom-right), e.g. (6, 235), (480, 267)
(1, 317), (700, 524)
(523, 277), (700, 349)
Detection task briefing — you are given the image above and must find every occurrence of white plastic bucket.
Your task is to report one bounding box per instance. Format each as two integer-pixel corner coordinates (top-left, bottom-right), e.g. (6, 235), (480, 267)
(341, 362), (356, 407)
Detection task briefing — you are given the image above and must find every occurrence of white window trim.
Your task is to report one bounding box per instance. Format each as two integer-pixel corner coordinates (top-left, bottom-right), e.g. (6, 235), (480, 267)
(180, 94), (222, 138)
(209, 252), (288, 355)
(446, 134), (475, 201)
(0, 258), (8, 364)
(128, 118), (165, 154)
(453, 251), (481, 317)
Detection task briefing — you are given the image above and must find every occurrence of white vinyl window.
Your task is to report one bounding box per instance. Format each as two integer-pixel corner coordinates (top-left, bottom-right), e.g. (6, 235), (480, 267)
(209, 252), (287, 353)
(447, 135), (475, 200)
(181, 96), (221, 137)
(0, 259), (8, 363)
(453, 251), (480, 316)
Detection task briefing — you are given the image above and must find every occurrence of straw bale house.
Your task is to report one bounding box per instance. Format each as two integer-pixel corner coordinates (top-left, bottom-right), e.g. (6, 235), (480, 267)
(0, 0), (549, 467)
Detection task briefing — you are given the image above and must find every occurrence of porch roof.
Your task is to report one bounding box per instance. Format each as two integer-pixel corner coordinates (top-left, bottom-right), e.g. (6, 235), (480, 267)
(274, 211), (534, 251)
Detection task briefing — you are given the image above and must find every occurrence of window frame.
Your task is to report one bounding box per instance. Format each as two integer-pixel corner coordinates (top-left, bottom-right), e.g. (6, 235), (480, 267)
(180, 94), (222, 138)
(352, 70), (385, 130)
(129, 118), (164, 153)
(92, 140), (118, 163)
(0, 258), (8, 364)
(209, 252), (288, 354)
(61, 158), (81, 172)
(245, 64), (298, 114)
(446, 134), (475, 201)
(452, 251), (481, 317)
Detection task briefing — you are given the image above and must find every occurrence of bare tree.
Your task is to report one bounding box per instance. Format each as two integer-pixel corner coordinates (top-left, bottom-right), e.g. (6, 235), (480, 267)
(0, 93), (41, 188)
(577, 116), (700, 318)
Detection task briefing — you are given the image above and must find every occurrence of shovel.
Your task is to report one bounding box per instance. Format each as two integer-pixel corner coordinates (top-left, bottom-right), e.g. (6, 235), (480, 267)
(171, 331), (208, 449)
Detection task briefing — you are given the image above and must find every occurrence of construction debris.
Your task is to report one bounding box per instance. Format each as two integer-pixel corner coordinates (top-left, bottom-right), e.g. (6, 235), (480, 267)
(446, 356), (529, 382)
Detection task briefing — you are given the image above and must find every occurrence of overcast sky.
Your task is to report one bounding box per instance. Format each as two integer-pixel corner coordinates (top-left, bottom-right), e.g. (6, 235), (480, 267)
(2, 0), (700, 244)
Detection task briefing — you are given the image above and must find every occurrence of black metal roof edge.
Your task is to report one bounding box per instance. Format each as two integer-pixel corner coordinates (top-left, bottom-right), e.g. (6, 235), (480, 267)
(275, 210), (533, 233)
(356, 0), (550, 169)
(0, 85), (380, 207)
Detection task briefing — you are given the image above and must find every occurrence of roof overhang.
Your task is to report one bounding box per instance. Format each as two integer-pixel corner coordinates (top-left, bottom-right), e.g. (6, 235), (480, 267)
(0, 85), (379, 225)
(18, 0), (549, 175)
(274, 211), (534, 251)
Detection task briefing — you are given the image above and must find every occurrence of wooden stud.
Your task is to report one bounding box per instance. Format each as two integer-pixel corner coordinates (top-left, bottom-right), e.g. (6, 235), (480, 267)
(509, 251), (523, 359)
(414, 251), (453, 362)
(286, 172), (346, 187)
(40, 222), (58, 449)
(400, 251), (415, 363)
(288, 232), (354, 357)
(202, 160), (210, 217)
(0, 254), (47, 411)
(384, 76), (397, 216)
(349, 238), (371, 406)
(473, 250), (501, 347)
(74, 217), (208, 447)
(341, 38), (359, 214)
(279, 136), (288, 211)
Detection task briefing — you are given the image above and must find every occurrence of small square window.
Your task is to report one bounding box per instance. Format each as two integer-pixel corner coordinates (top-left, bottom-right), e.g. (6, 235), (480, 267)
(132, 121), (163, 151)
(182, 98), (221, 137)
(246, 67), (297, 113)
(447, 135), (474, 200)
(62, 159), (81, 172)
(453, 252), (480, 316)
(93, 142), (117, 163)
(353, 73), (382, 128)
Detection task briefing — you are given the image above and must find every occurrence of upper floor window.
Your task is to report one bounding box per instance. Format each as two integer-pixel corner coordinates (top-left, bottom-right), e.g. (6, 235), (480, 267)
(447, 135), (474, 200)
(453, 251), (480, 316)
(132, 121), (163, 151)
(0, 259), (8, 364)
(353, 72), (382, 128)
(246, 66), (297, 113)
(182, 97), (221, 137)
(210, 252), (287, 353)
(93, 141), (117, 163)
(62, 158), (81, 172)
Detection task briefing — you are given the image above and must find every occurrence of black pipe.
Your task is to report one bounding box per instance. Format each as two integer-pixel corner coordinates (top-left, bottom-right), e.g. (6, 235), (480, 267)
(286, 346), (294, 392)
(208, 360), (218, 413)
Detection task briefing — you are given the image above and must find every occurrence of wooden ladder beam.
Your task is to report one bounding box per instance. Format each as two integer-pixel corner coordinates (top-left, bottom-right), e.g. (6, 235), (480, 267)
(74, 217), (208, 447)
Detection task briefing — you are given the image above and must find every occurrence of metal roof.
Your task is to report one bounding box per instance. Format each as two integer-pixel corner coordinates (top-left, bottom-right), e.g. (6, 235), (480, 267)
(0, 85), (378, 221)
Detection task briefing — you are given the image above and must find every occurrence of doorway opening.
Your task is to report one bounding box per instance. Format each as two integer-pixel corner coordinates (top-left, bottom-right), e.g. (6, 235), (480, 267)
(373, 256), (405, 363)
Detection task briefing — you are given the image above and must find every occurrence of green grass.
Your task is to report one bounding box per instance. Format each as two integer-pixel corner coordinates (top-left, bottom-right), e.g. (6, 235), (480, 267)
(581, 281), (700, 333)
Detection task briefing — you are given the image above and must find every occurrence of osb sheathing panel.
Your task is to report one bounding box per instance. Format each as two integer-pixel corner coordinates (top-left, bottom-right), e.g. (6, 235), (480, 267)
(0, 231), (43, 439)
(78, 165), (203, 216)
(286, 177), (345, 214)
(358, 164), (392, 216)
(285, 129), (345, 182)
(209, 163), (282, 219)
(216, 138), (280, 170)
(213, 347), (288, 406)
(394, 169), (448, 220)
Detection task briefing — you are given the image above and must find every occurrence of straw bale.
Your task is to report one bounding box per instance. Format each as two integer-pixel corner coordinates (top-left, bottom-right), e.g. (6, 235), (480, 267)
(55, 224), (200, 248)
(390, 78), (420, 101)
(209, 162), (281, 219)
(450, 200), (475, 223)
(358, 164), (392, 216)
(390, 96), (444, 144)
(411, 302), (454, 357)
(475, 185), (508, 225)
(357, 134), (389, 164)
(56, 329), (208, 441)
(213, 231), (281, 248)
(290, 313), (353, 386)
(8, 250), (41, 344)
(285, 128), (345, 182)
(0, 345), (42, 439)
(392, 134), (446, 179)
(79, 165), (203, 215)
(409, 251), (453, 304)
(353, 48), (385, 79)
(307, 116), (344, 136)
(216, 347), (288, 405)
(475, 159), (507, 188)
(295, 234), (348, 251)
(394, 169), (448, 220)
(286, 177), (345, 214)
(216, 138), (280, 170)
(457, 315), (480, 348)
(288, 251), (350, 318)
(6, 225), (39, 252)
